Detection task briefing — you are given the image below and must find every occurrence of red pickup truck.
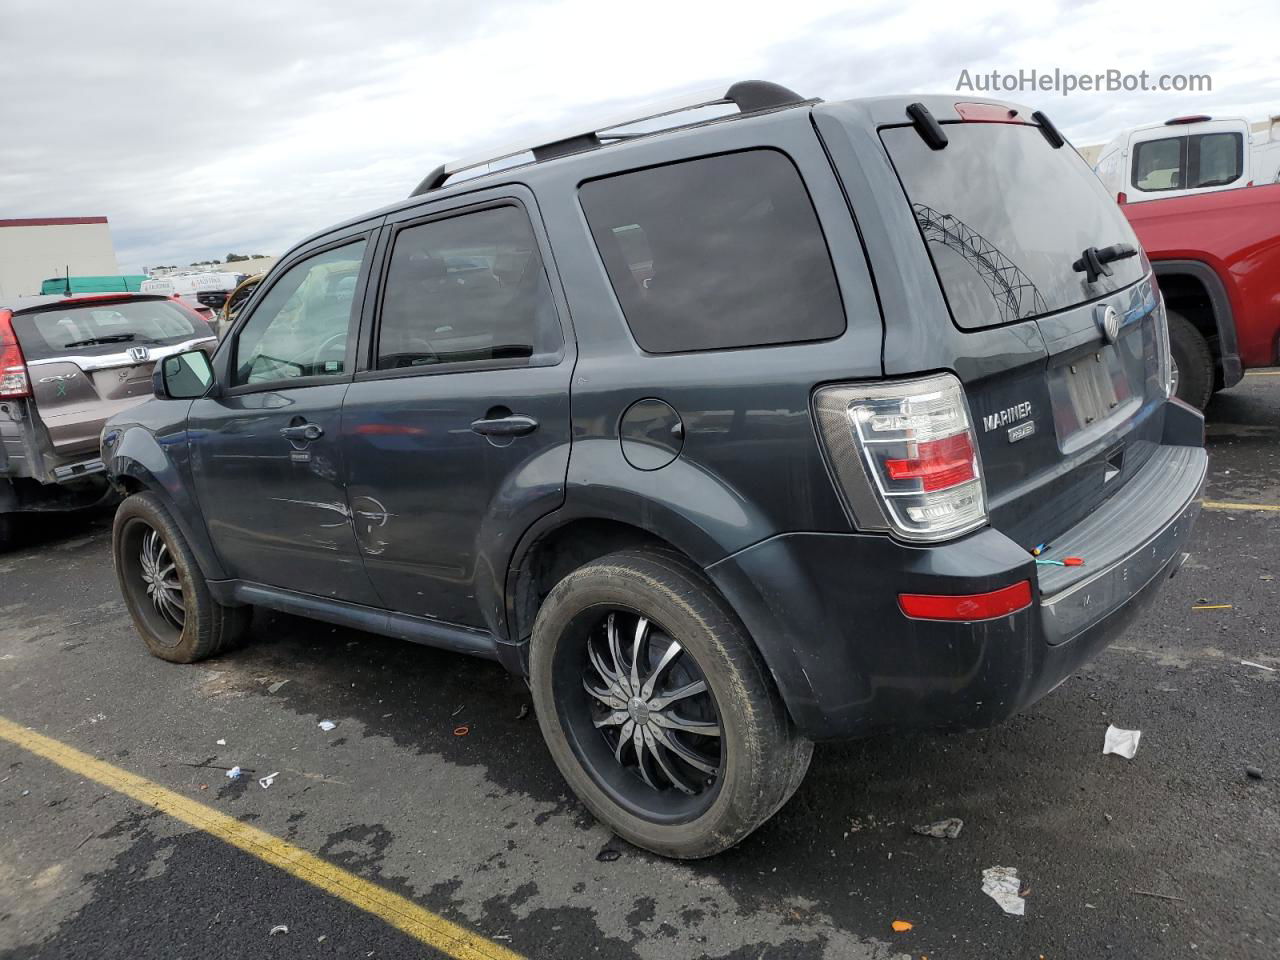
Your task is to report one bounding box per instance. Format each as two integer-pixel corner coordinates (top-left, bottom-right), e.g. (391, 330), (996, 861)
(1122, 183), (1280, 408)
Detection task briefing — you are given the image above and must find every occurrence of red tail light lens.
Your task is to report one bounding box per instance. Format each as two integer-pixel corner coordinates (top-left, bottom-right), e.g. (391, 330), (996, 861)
(1117, 192), (1128, 204)
(899, 581), (1032, 621)
(885, 433), (977, 491)
(0, 309), (32, 399)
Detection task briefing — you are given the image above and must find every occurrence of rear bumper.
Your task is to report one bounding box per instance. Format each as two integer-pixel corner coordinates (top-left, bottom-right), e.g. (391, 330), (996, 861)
(707, 402), (1207, 741)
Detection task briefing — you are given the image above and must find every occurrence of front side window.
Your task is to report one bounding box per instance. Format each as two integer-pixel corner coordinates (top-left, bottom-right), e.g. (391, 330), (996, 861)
(233, 241), (366, 386)
(1132, 132), (1243, 192)
(376, 205), (560, 371)
(579, 150), (845, 354)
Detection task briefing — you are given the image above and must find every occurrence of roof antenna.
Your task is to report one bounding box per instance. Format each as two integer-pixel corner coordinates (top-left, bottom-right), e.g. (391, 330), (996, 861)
(64, 264), (72, 297)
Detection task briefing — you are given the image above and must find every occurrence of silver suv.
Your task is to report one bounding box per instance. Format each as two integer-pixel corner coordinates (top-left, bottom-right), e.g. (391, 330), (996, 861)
(0, 292), (216, 546)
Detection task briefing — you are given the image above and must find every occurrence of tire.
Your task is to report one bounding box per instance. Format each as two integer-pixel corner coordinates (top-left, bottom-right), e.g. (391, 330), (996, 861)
(112, 491), (250, 663)
(1167, 309), (1214, 410)
(529, 547), (812, 859)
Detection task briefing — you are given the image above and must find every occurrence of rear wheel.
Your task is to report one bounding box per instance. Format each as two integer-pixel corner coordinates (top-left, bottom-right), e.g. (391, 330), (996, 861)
(113, 492), (250, 663)
(1167, 309), (1214, 410)
(529, 548), (812, 859)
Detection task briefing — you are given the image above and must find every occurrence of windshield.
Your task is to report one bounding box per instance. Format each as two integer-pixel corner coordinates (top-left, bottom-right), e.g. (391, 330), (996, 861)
(881, 122), (1144, 329)
(14, 299), (207, 361)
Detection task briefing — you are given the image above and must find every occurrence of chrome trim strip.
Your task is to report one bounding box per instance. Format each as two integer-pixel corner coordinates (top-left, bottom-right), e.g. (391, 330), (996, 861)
(26, 337), (216, 373)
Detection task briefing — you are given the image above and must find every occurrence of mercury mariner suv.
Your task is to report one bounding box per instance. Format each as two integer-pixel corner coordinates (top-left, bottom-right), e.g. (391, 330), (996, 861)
(103, 81), (1206, 858)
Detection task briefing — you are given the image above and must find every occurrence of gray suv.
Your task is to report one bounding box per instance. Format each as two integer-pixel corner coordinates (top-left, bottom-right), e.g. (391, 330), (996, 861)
(103, 81), (1207, 858)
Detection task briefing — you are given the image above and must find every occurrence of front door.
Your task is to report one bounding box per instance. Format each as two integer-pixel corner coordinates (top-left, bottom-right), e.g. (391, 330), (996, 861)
(189, 234), (381, 604)
(340, 195), (573, 628)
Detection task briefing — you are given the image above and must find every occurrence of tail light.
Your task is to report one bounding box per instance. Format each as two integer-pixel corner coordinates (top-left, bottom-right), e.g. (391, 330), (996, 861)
(0, 309), (32, 399)
(814, 373), (987, 541)
(1117, 192), (1128, 204)
(1154, 294), (1174, 398)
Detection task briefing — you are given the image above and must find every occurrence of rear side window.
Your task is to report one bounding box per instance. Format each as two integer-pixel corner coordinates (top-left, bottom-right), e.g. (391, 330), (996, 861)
(1131, 132), (1244, 192)
(13, 299), (204, 362)
(579, 150), (845, 353)
(882, 122), (1145, 329)
(376, 205), (560, 370)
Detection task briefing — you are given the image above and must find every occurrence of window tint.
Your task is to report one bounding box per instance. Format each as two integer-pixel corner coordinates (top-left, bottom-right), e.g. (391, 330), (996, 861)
(233, 241), (365, 386)
(1132, 132), (1243, 192)
(882, 122), (1144, 329)
(579, 150), (844, 354)
(376, 205), (560, 370)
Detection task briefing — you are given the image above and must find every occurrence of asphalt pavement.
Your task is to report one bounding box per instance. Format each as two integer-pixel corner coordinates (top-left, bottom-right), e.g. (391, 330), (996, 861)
(2, 373), (1277, 960)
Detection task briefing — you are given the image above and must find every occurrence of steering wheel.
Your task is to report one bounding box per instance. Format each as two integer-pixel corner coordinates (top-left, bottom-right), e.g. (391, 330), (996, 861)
(310, 332), (348, 372)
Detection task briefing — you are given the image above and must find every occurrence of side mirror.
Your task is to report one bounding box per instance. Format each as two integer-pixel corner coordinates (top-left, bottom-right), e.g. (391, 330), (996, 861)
(154, 350), (215, 400)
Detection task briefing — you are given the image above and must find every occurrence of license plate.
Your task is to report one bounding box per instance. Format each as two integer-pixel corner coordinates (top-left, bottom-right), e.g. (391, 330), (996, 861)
(1051, 347), (1132, 438)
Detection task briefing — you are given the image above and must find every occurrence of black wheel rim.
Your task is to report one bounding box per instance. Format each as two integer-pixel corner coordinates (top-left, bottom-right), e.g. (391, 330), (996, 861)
(120, 518), (187, 645)
(556, 607), (724, 824)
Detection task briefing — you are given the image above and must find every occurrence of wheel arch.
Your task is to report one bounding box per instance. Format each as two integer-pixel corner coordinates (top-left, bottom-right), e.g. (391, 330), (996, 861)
(106, 425), (228, 580)
(1152, 259), (1243, 388)
(503, 510), (821, 733)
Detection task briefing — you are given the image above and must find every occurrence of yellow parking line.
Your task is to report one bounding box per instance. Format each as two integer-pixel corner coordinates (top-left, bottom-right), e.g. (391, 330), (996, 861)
(1202, 500), (1280, 513)
(0, 715), (524, 960)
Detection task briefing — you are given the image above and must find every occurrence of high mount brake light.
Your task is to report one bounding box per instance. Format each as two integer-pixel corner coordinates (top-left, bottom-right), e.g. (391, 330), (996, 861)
(0, 309), (32, 399)
(813, 373), (987, 541)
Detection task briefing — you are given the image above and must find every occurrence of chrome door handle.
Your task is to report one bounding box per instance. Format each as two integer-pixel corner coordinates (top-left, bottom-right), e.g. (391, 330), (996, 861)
(280, 423), (323, 442)
(470, 414), (538, 437)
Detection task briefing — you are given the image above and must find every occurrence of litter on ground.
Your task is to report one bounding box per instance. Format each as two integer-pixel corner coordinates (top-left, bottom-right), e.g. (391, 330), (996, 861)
(318, 720), (336, 732)
(1246, 766), (1264, 780)
(1103, 724), (1142, 759)
(891, 920), (913, 932)
(913, 817), (963, 839)
(982, 866), (1026, 916)
(269, 924), (288, 935)
(267, 680), (290, 693)
(215, 738), (226, 745)
(1240, 660), (1276, 672)
(225, 766), (242, 780)
(259, 771), (279, 789)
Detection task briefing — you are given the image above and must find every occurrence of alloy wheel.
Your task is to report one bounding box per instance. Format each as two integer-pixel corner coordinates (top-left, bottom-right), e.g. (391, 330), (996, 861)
(137, 526), (185, 630)
(581, 611), (722, 803)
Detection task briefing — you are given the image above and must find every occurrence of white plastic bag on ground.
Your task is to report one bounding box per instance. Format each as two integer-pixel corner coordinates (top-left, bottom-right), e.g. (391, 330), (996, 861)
(982, 866), (1026, 916)
(1103, 724), (1142, 759)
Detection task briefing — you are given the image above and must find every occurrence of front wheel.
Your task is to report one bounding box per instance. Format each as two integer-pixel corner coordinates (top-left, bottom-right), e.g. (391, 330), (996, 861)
(529, 548), (812, 859)
(113, 492), (250, 663)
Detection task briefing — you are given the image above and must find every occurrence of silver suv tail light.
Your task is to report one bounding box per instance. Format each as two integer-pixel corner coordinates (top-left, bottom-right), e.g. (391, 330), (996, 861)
(813, 373), (987, 541)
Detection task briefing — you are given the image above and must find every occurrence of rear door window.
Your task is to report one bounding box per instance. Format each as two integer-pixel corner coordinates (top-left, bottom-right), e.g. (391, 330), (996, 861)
(882, 122), (1144, 329)
(579, 150), (845, 353)
(375, 205), (561, 370)
(13, 299), (206, 362)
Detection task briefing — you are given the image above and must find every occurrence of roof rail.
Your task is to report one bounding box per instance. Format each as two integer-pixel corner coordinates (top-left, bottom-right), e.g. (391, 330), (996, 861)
(409, 80), (808, 197)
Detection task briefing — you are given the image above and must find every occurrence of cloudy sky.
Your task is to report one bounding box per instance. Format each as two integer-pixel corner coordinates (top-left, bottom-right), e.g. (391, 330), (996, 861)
(3, 0), (1276, 272)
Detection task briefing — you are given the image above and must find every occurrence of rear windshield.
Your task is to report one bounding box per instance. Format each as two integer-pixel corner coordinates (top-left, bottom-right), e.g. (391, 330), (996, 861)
(881, 122), (1144, 330)
(14, 299), (207, 361)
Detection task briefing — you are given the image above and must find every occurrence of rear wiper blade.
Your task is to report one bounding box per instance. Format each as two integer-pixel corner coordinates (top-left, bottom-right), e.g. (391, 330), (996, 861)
(60, 333), (138, 348)
(1072, 243), (1137, 283)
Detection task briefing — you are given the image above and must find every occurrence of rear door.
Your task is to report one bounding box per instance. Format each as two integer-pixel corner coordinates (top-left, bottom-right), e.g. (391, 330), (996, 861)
(13, 296), (216, 460)
(340, 188), (573, 628)
(1128, 120), (1246, 201)
(875, 110), (1167, 548)
(187, 232), (381, 603)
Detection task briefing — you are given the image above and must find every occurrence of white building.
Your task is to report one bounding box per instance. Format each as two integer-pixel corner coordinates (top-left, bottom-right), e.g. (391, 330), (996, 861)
(0, 216), (120, 300)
